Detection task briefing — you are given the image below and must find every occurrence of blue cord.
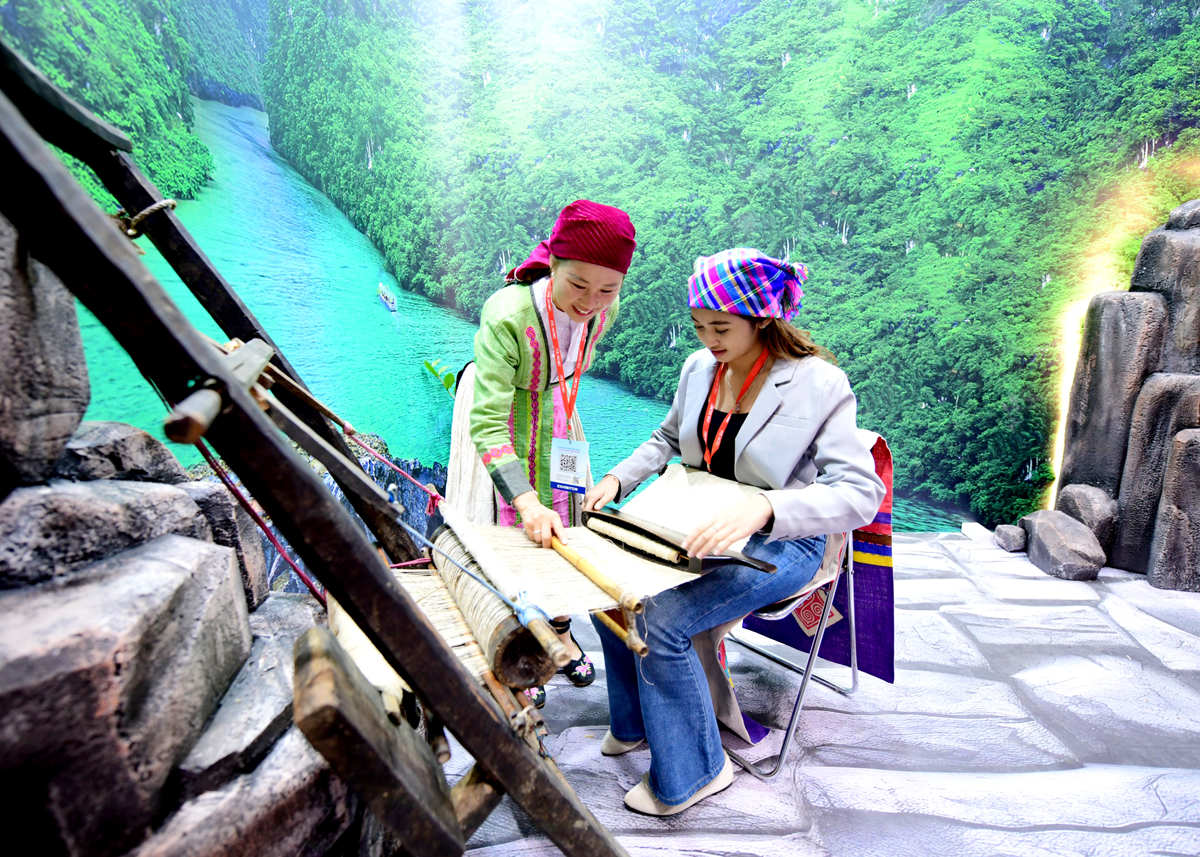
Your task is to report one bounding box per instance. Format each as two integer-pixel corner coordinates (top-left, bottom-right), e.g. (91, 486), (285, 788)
(390, 511), (551, 632)
(513, 590), (552, 629)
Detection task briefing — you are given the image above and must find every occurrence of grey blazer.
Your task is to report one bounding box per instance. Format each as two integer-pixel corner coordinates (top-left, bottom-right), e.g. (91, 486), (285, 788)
(609, 348), (885, 542)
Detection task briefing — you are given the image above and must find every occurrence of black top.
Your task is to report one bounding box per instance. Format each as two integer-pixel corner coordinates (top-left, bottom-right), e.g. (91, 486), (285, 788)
(697, 406), (748, 481)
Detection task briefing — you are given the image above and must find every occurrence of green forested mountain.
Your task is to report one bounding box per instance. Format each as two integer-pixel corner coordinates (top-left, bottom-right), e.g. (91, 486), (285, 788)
(262, 0), (1200, 524)
(0, 0), (213, 200)
(3, 0), (1197, 525)
(174, 0), (268, 107)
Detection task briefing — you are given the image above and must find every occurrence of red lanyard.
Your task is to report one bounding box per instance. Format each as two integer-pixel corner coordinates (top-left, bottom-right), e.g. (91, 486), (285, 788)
(701, 347), (771, 471)
(545, 279), (590, 431)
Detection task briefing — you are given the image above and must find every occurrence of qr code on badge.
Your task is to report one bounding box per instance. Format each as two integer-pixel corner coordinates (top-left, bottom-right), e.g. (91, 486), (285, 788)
(559, 453), (579, 474)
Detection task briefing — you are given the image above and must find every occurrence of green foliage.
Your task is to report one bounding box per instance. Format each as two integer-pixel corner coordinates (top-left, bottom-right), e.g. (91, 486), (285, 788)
(256, 0), (1200, 525)
(173, 0), (267, 105)
(1, 0), (213, 198)
(424, 359), (456, 395)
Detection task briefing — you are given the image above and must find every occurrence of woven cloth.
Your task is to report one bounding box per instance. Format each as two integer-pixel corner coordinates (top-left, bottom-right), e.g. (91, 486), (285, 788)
(687, 248), (807, 320)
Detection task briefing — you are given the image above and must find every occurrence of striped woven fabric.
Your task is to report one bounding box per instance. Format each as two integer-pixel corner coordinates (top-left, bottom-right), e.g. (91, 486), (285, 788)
(687, 248), (807, 320)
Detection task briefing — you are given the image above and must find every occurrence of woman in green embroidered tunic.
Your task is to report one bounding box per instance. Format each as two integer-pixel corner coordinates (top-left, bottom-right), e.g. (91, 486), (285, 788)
(470, 199), (636, 699)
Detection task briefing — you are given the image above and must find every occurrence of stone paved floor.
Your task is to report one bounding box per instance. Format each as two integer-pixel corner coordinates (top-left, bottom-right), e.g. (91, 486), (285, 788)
(447, 531), (1200, 856)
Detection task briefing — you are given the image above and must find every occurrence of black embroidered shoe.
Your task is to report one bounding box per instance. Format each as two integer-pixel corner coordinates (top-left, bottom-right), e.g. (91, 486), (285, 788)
(550, 618), (596, 687)
(523, 685), (547, 709)
(562, 645), (596, 686)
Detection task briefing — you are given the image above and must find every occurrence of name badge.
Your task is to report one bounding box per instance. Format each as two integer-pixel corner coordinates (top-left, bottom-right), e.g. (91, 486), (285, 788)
(550, 438), (589, 495)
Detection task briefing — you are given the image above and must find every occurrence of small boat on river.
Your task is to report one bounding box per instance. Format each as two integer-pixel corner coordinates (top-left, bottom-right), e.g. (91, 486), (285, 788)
(378, 283), (397, 312)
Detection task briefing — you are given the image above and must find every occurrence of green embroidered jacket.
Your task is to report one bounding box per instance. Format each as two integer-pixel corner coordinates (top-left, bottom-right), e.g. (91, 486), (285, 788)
(470, 281), (619, 506)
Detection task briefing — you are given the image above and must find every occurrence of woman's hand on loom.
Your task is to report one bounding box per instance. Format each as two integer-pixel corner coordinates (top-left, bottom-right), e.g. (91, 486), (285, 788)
(682, 494), (775, 559)
(583, 475), (620, 512)
(512, 491), (568, 549)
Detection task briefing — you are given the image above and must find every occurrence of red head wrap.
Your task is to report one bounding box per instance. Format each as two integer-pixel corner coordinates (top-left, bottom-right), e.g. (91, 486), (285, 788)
(507, 200), (636, 283)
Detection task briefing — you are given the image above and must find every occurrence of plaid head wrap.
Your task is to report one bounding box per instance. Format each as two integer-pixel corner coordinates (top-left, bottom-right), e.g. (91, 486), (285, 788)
(687, 248), (807, 320)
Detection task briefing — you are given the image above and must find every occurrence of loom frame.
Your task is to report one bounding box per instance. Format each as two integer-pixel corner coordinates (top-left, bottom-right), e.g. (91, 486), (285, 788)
(0, 40), (627, 857)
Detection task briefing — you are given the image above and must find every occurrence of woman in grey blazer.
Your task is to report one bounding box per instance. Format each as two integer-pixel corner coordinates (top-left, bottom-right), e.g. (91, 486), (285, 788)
(582, 248), (884, 817)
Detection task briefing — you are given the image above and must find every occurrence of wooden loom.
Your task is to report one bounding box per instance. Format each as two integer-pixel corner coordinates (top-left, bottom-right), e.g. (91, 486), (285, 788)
(331, 489), (711, 700)
(405, 464), (785, 679)
(0, 39), (627, 857)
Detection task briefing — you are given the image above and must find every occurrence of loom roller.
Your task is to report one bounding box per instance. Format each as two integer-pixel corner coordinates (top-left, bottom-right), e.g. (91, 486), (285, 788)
(435, 503), (653, 661)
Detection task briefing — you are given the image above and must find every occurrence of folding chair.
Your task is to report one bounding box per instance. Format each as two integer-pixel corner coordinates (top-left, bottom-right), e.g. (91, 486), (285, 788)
(725, 433), (895, 780)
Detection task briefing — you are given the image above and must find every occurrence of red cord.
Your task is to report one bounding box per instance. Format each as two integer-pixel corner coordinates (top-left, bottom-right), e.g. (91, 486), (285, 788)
(192, 432), (439, 607)
(389, 558), (433, 569)
(346, 433), (442, 514)
(195, 441), (327, 608)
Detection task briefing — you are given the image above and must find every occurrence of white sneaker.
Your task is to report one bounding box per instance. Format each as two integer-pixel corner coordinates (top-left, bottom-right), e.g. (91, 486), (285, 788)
(600, 730), (644, 756)
(623, 752), (734, 816)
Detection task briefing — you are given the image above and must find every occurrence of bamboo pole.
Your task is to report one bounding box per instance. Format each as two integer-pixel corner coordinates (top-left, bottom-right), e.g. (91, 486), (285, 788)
(550, 537), (644, 614)
(593, 610), (648, 657)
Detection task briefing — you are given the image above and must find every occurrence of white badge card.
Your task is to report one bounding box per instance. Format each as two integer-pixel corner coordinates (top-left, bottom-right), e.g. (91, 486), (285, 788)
(550, 438), (590, 494)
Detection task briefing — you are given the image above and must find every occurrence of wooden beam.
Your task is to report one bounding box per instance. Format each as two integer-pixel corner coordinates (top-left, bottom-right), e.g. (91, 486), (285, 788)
(94, 150), (303, 377)
(265, 395), (405, 523)
(294, 629), (465, 857)
(0, 38), (132, 157)
(0, 90), (628, 857)
(449, 765), (504, 841)
(165, 340), (275, 442)
(94, 152), (422, 566)
(0, 48), (421, 565)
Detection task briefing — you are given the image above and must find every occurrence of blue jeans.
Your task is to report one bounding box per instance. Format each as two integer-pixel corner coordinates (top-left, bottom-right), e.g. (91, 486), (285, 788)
(592, 533), (826, 805)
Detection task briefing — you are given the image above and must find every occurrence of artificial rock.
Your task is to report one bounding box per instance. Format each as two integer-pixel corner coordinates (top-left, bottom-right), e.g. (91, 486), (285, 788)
(1168, 199), (1200, 231)
(1058, 292), (1167, 494)
(993, 524), (1026, 552)
(180, 480), (268, 608)
(0, 535), (252, 857)
(0, 211), (90, 489)
(53, 421), (189, 484)
(1131, 219), (1200, 374)
(1111, 374), (1200, 573)
(1148, 430), (1200, 592)
(132, 728), (353, 857)
(1019, 510), (1107, 581)
(0, 479), (212, 588)
(175, 594), (318, 799)
(1055, 484), (1119, 551)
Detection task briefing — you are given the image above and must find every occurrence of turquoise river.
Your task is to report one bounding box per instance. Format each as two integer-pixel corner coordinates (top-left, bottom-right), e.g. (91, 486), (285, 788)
(79, 99), (972, 532)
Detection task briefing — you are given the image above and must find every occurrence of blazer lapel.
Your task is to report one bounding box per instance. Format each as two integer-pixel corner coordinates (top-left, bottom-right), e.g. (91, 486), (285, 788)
(734, 358), (795, 463)
(680, 353), (717, 466)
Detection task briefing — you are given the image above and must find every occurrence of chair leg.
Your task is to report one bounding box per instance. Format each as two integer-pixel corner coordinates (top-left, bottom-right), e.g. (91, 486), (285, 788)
(844, 551), (859, 694)
(724, 631), (849, 697)
(727, 573), (841, 781)
(729, 540), (861, 697)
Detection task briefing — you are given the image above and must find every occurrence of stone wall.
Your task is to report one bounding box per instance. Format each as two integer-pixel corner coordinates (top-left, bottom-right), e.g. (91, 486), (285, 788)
(0, 211), (359, 855)
(0, 211), (89, 492)
(1056, 199), (1200, 590)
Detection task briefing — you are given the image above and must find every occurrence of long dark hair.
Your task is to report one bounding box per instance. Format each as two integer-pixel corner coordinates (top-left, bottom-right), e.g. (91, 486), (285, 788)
(760, 319), (836, 364)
